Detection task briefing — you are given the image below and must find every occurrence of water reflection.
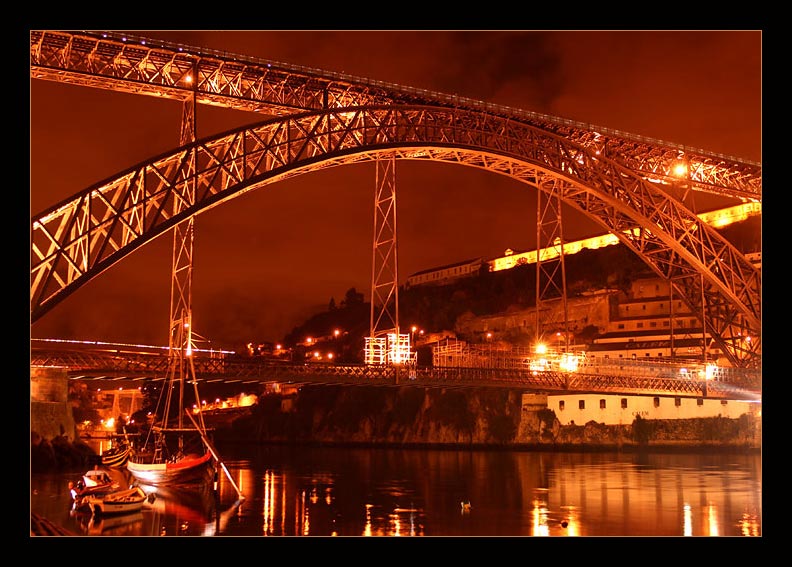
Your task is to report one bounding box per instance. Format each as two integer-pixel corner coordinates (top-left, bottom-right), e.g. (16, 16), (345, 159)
(30, 446), (761, 537)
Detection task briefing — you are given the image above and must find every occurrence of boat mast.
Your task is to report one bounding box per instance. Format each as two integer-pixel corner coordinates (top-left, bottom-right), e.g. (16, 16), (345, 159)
(165, 90), (199, 456)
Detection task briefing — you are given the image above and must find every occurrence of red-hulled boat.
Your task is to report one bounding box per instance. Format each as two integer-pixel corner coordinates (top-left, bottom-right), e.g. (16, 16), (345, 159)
(127, 449), (214, 486)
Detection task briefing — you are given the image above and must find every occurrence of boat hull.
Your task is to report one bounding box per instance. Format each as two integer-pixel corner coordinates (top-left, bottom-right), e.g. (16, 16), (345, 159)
(87, 486), (148, 516)
(127, 451), (214, 486)
(101, 445), (131, 468)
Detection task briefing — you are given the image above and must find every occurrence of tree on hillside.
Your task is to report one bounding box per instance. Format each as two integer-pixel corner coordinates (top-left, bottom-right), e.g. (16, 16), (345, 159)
(341, 287), (364, 308)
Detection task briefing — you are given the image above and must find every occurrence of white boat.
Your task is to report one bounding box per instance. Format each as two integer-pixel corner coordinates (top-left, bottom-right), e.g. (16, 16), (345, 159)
(69, 468), (119, 507)
(85, 486), (151, 516)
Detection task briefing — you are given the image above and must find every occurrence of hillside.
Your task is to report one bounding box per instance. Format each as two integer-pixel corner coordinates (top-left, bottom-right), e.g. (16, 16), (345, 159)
(272, 215), (760, 362)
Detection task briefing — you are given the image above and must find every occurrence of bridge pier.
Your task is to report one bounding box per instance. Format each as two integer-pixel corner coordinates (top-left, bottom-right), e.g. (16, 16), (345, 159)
(30, 367), (76, 441)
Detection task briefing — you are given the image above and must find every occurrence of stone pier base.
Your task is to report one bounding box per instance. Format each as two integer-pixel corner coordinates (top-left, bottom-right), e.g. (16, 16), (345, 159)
(30, 367), (76, 441)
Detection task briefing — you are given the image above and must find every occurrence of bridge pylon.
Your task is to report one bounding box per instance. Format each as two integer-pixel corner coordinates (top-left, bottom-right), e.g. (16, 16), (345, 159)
(534, 176), (570, 353)
(366, 157), (411, 365)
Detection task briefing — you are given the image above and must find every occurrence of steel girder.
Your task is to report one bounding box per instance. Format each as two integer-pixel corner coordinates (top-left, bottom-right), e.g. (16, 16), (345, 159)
(30, 348), (761, 401)
(31, 105), (761, 367)
(30, 30), (761, 202)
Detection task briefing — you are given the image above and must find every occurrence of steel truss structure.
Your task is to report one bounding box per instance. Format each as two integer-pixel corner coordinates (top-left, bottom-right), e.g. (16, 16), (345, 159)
(30, 30), (761, 370)
(30, 31), (760, 202)
(30, 347), (762, 402)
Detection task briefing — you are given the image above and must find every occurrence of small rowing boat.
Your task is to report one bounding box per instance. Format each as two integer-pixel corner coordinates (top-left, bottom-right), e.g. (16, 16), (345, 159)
(84, 486), (151, 516)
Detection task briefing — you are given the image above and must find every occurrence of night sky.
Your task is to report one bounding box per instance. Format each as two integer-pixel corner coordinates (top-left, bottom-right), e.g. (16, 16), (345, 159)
(29, 30), (762, 350)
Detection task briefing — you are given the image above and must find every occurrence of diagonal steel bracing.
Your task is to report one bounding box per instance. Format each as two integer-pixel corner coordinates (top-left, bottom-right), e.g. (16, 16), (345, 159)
(31, 106), (761, 367)
(31, 30), (760, 203)
(31, 30), (761, 370)
(370, 157), (400, 339)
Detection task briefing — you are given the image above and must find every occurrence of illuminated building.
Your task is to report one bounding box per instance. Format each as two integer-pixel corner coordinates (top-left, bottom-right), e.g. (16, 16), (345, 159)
(405, 257), (484, 288)
(405, 203), (759, 288)
(521, 392), (761, 426)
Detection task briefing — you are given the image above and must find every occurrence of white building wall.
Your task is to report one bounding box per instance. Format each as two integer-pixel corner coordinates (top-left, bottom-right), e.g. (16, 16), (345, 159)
(546, 393), (759, 425)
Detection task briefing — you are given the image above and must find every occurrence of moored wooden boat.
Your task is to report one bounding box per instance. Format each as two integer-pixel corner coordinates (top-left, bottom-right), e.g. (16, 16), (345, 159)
(69, 468), (119, 506)
(125, 320), (242, 500)
(101, 442), (131, 468)
(127, 450), (214, 486)
(85, 486), (150, 516)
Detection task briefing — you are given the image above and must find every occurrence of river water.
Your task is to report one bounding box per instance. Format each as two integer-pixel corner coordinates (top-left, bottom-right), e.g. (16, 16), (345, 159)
(30, 444), (761, 537)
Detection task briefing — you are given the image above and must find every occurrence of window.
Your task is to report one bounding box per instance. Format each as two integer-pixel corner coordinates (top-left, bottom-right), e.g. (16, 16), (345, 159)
(637, 322), (644, 328)
(617, 324), (625, 330)
(721, 400), (728, 405)
(675, 397), (681, 407)
(697, 398), (704, 406)
(650, 321), (657, 328)
(663, 321), (669, 327)
(653, 397), (660, 408)
(600, 399), (606, 409)
(559, 401), (565, 411)
(621, 398), (628, 409)
(642, 305), (646, 311)
(579, 400), (586, 410)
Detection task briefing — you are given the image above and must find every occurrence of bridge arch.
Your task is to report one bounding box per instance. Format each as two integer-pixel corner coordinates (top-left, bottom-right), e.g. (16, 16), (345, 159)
(31, 104), (761, 367)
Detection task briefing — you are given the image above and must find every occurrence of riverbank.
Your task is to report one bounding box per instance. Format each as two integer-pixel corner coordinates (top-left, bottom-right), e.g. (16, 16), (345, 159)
(30, 385), (761, 474)
(212, 385), (762, 452)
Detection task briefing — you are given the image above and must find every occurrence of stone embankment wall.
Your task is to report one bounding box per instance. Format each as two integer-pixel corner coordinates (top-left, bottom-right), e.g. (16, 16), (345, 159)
(30, 367), (76, 440)
(213, 385), (761, 451)
(30, 367), (95, 473)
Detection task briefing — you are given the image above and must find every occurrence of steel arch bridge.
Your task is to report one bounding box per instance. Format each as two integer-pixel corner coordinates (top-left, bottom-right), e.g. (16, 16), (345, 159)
(30, 30), (762, 369)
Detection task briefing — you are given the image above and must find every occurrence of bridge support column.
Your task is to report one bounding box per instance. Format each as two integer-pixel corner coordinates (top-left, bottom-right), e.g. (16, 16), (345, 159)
(368, 157), (405, 364)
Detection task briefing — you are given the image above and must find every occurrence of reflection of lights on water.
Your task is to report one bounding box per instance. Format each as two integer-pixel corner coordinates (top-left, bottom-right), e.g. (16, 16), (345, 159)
(739, 512), (761, 536)
(364, 503), (373, 536)
(683, 504), (692, 536)
(706, 504), (719, 536)
(363, 503), (423, 536)
(531, 497), (550, 536)
(389, 512), (402, 536)
(562, 506), (580, 536)
(262, 470), (275, 535)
